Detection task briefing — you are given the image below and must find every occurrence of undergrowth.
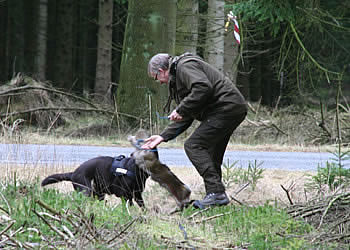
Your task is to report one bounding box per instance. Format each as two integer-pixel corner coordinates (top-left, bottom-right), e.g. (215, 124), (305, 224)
(0, 178), (342, 249)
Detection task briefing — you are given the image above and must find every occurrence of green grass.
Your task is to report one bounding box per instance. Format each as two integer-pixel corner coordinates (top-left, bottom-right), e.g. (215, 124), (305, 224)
(0, 178), (340, 249)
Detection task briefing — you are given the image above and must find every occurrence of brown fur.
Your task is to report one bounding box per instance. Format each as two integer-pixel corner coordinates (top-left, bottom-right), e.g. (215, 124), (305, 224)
(128, 135), (191, 208)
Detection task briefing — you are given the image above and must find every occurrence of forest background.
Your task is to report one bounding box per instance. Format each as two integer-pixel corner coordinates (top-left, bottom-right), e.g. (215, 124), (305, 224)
(0, 0), (349, 146)
(0, 1), (350, 248)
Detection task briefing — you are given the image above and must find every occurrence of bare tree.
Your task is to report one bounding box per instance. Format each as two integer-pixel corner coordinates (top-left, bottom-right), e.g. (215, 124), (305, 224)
(206, 0), (224, 72)
(95, 0), (114, 103)
(36, 0), (48, 81)
(53, 0), (74, 89)
(176, 0), (199, 54)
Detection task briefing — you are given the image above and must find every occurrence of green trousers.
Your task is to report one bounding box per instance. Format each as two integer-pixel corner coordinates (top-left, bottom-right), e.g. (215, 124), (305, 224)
(184, 112), (246, 194)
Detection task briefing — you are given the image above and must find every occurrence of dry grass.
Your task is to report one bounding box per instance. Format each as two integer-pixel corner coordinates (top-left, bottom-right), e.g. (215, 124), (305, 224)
(1, 163), (315, 213)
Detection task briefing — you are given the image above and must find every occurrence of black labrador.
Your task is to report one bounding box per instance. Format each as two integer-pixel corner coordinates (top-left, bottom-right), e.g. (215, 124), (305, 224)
(41, 153), (156, 207)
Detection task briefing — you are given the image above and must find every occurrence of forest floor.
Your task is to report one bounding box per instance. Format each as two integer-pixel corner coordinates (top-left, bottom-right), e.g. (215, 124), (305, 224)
(1, 77), (349, 248)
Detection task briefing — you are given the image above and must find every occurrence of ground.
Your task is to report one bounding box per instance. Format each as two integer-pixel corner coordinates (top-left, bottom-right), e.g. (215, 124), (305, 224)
(2, 162), (315, 213)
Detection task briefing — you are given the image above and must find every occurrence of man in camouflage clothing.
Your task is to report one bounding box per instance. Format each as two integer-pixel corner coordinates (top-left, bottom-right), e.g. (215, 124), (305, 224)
(142, 53), (247, 209)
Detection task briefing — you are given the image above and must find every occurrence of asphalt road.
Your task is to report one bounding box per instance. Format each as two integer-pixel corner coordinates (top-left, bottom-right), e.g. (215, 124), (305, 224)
(1, 143), (349, 171)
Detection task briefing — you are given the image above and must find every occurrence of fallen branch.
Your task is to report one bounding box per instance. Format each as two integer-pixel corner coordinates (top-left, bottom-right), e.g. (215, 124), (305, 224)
(246, 118), (288, 135)
(230, 195), (244, 206)
(35, 199), (61, 216)
(0, 106), (141, 121)
(317, 193), (347, 229)
(0, 85), (99, 109)
(33, 210), (70, 240)
(234, 182), (250, 196)
(186, 208), (210, 220)
(0, 221), (15, 236)
(107, 217), (139, 244)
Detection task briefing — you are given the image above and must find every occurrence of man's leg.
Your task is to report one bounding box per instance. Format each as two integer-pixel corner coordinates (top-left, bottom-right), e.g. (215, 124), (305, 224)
(185, 113), (246, 207)
(211, 112), (247, 179)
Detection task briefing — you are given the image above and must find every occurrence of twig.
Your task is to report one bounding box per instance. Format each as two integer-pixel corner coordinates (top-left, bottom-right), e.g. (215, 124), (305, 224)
(0, 190), (11, 215)
(234, 182), (250, 196)
(246, 118), (288, 135)
(76, 207), (97, 242)
(230, 195), (244, 206)
(47, 111), (61, 133)
(35, 199), (60, 215)
(0, 221), (15, 236)
(38, 212), (60, 222)
(107, 217), (139, 244)
(247, 102), (256, 114)
(186, 207), (210, 220)
(318, 101), (332, 138)
(33, 210), (69, 240)
(318, 193), (345, 229)
(62, 225), (74, 239)
(3, 233), (27, 249)
(280, 184), (294, 205)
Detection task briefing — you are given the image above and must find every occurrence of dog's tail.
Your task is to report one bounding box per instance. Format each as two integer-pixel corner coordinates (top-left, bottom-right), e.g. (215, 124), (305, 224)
(41, 173), (73, 186)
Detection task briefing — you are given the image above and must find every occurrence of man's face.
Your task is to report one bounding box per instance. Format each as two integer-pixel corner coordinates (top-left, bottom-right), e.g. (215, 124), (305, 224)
(152, 68), (169, 85)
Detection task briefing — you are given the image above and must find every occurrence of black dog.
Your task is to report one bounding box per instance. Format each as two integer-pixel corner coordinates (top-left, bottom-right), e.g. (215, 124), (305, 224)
(41, 154), (153, 207)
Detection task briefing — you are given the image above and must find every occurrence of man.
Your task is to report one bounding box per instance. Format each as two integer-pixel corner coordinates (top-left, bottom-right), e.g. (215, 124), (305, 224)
(142, 52), (247, 208)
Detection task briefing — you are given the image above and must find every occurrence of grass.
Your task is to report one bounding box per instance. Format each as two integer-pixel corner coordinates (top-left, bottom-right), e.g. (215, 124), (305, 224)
(0, 175), (335, 249)
(2, 161), (346, 249)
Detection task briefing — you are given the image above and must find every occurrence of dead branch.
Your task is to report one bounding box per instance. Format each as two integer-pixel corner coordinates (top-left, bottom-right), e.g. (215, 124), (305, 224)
(194, 211), (235, 224)
(36, 199), (61, 216)
(186, 208), (210, 220)
(246, 118), (288, 135)
(230, 195), (244, 206)
(234, 182), (250, 196)
(107, 217), (139, 244)
(317, 193), (348, 229)
(0, 85), (99, 109)
(33, 210), (70, 240)
(287, 192), (350, 244)
(281, 183), (294, 205)
(318, 101), (332, 138)
(0, 221), (15, 237)
(0, 106), (141, 121)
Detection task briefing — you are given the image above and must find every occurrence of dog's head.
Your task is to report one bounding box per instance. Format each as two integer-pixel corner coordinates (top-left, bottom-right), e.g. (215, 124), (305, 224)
(128, 134), (159, 174)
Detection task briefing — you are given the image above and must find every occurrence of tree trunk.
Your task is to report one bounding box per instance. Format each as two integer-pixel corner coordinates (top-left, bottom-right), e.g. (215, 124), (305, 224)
(117, 0), (176, 125)
(7, 0), (25, 78)
(224, 21), (239, 85)
(206, 0), (224, 72)
(35, 0), (48, 81)
(250, 51), (262, 102)
(95, 0), (114, 104)
(76, 0), (98, 94)
(112, 1), (128, 93)
(0, 1), (8, 82)
(52, 0), (74, 89)
(176, 0), (199, 55)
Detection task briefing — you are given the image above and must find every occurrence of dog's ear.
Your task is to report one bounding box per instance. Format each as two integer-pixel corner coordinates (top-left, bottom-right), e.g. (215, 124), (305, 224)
(135, 129), (149, 140)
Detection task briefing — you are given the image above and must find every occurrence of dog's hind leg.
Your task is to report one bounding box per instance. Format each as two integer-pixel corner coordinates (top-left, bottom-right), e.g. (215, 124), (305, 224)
(72, 177), (93, 197)
(133, 191), (145, 208)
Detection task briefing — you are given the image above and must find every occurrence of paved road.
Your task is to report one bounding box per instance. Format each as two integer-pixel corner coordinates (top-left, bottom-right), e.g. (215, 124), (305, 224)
(1, 143), (349, 171)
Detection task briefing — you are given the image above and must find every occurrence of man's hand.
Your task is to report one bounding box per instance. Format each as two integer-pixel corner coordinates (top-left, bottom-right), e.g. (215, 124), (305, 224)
(141, 135), (164, 149)
(169, 109), (183, 121)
